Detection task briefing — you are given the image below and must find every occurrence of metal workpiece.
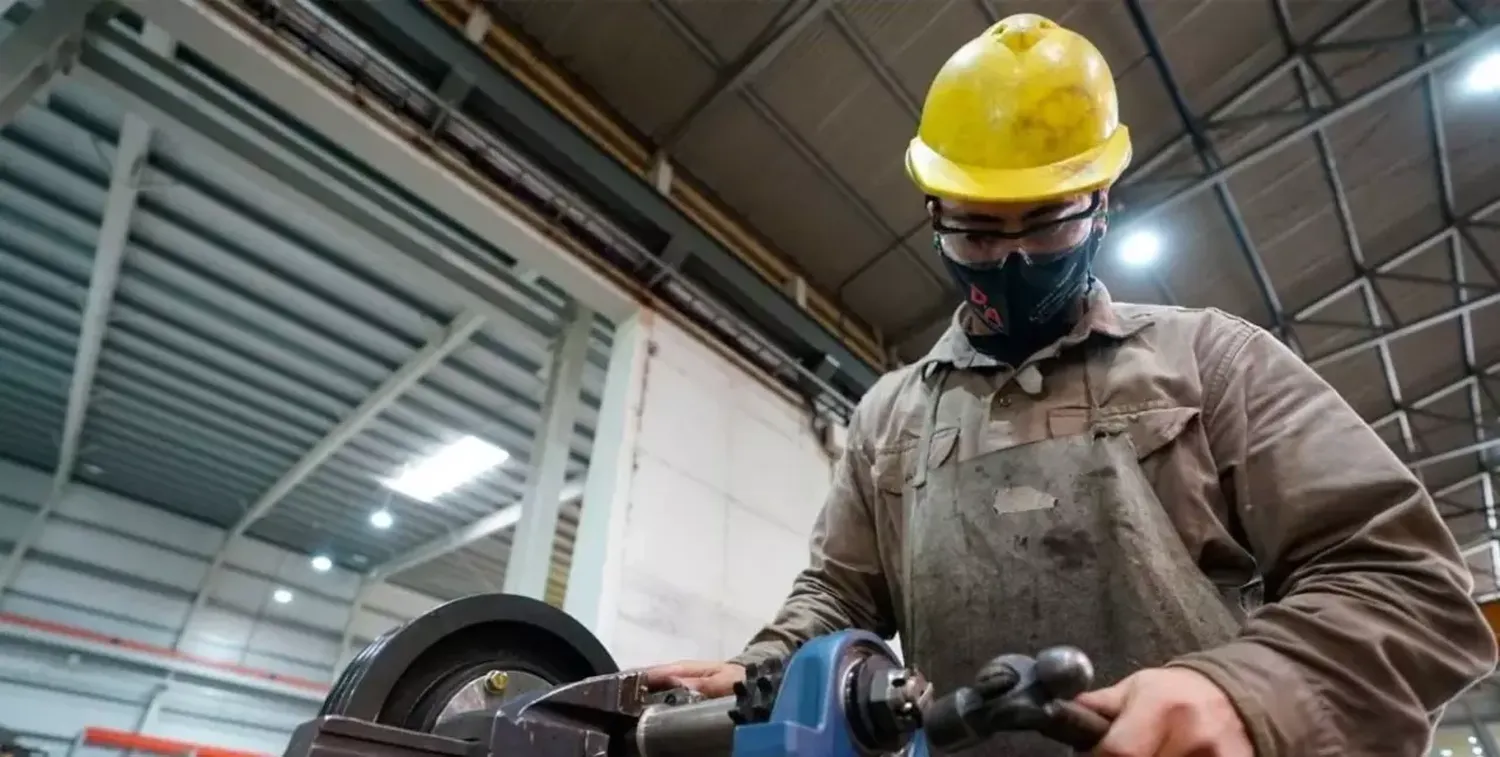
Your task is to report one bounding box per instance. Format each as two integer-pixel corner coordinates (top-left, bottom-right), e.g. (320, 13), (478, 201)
(847, 658), (930, 753)
(487, 669), (655, 757)
(631, 697), (740, 757)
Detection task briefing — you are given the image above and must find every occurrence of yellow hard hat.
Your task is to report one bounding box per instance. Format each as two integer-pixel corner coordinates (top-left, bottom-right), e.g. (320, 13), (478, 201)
(906, 14), (1132, 203)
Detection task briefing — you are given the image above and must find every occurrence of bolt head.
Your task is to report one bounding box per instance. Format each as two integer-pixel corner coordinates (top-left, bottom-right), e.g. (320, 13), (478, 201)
(484, 671), (510, 694)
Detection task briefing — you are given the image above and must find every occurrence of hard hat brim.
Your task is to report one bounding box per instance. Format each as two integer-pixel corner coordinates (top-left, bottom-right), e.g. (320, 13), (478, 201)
(905, 127), (1132, 203)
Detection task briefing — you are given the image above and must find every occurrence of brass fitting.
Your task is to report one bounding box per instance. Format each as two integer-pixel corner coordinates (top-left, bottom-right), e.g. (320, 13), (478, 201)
(483, 671), (509, 694)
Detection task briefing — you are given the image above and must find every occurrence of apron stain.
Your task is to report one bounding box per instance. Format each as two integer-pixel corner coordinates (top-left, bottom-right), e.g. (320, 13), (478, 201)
(1040, 526), (1094, 570)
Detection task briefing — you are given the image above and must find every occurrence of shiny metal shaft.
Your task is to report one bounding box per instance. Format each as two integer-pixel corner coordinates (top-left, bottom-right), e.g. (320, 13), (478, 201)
(631, 697), (739, 757)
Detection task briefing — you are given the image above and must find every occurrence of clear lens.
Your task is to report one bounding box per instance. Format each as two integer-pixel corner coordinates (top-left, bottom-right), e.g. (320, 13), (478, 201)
(931, 192), (1101, 267)
(936, 221), (1092, 266)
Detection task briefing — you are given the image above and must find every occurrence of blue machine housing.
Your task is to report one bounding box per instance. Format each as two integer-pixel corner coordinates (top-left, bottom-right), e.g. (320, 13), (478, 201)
(729, 631), (931, 757)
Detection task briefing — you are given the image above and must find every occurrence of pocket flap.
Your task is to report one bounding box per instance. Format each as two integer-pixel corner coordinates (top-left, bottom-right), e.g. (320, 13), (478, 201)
(874, 427), (958, 494)
(1046, 406), (1200, 460)
(1122, 407), (1201, 459)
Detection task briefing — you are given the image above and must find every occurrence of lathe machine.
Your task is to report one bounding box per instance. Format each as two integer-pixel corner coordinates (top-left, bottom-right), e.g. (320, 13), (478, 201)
(286, 595), (1109, 757)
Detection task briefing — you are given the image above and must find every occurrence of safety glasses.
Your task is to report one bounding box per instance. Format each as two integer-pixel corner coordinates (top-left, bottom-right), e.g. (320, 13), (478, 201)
(930, 192), (1102, 267)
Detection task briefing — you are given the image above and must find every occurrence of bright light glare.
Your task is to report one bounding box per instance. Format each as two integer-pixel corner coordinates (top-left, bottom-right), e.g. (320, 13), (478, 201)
(1464, 52), (1500, 94)
(370, 509), (394, 529)
(310, 554), (333, 572)
(1118, 230), (1162, 267)
(385, 435), (509, 503)
(272, 588), (294, 604)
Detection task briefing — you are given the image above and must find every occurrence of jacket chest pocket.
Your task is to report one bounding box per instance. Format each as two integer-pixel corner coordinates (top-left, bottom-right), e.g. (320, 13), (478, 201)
(1046, 406), (1201, 463)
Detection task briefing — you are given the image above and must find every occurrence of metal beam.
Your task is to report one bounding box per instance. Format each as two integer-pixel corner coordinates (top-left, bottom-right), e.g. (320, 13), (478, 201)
(1411, 0), (1500, 585)
(367, 480), (584, 583)
(645, 0), (946, 297)
(1127, 24), (1500, 226)
(74, 23), (598, 379)
(1307, 289), (1500, 370)
(1266, 0), (1417, 459)
(425, 5), (493, 135)
(656, 0), (834, 149)
(503, 302), (592, 598)
(1412, 438), (1500, 472)
(114, 0), (634, 324)
(173, 311), (485, 647)
(0, 0), (99, 126)
(1124, 0), (1382, 185)
(0, 24), (170, 594)
(825, 7), (919, 120)
(1296, 192), (1500, 321)
(318, 0), (879, 394)
(1371, 360), (1500, 431)
(1123, 0), (1291, 345)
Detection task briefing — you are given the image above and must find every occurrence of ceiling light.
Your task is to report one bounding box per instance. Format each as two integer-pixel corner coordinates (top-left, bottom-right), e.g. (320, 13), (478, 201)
(272, 588), (293, 604)
(310, 555), (333, 572)
(1118, 230), (1162, 267)
(1463, 52), (1500, 94)
(385, 435), (509, 503)
(370, 509), (394, 530)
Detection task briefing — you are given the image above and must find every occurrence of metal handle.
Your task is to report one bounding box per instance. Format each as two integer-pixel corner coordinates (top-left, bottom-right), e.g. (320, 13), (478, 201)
(1039, 700), (1112, 752)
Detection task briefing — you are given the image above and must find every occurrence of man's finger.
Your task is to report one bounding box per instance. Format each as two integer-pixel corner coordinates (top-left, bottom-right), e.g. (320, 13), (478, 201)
(641, 665), (693, 687)
(1092, 705), (1167, 757)
(1076, 681), (1128, 718)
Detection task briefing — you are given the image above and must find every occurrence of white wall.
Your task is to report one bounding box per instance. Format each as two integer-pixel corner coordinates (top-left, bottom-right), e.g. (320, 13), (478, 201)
(574, 312), (837, 668)
(0, 459), (442, 755)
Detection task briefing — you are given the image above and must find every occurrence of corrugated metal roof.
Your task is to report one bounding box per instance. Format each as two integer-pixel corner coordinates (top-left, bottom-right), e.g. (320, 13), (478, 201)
(0, 2), (606, 603)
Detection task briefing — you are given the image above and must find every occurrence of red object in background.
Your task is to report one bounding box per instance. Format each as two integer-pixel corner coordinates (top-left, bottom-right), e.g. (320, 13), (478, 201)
(82, 728), (271, 757)
(0, 613), (328, 693)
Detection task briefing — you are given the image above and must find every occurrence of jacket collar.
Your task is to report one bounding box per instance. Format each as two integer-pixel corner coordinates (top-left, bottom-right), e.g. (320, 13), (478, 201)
(915, 283), (1152, 375)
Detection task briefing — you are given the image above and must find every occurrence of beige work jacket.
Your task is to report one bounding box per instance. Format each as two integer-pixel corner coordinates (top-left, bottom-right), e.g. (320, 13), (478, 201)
(732, 286), (1496, 756)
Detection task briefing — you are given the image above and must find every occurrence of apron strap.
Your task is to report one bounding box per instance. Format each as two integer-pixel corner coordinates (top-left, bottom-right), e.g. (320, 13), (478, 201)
(911, 368), (949, 489)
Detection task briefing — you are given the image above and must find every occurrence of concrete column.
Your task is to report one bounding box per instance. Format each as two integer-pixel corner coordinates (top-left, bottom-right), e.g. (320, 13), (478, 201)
(503, 302), (594, 598)
(563, 310), (650, 641)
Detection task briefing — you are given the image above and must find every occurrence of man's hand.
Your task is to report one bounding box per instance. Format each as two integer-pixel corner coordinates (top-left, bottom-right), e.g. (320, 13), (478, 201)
(1074, 668), (1252, 757)
(641, 660), (745, 698)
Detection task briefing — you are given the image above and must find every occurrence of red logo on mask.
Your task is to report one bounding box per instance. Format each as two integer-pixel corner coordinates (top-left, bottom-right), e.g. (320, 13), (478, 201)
(969, 284), (1003, 328)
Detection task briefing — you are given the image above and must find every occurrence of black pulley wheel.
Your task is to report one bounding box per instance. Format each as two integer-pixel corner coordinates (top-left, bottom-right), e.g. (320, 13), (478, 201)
(322, 593), (617, 731)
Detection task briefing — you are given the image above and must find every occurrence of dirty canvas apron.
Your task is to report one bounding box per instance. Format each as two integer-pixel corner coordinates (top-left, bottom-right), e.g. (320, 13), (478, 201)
(904, 351), (1243, 756)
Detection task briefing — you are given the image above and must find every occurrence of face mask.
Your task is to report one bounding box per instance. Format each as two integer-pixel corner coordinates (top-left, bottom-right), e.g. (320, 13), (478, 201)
(938, 228), (1101, 353)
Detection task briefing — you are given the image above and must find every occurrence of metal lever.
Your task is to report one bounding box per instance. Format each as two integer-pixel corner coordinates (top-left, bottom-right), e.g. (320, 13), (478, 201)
(922, 646), (1112, 752)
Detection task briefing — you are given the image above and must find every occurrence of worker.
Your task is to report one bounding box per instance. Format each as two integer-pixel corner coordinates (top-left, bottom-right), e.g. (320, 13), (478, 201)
(645, 13), (1495, 757)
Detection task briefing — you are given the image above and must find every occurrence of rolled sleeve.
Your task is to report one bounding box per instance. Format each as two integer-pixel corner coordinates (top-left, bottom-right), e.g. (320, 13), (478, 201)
(1171, 318), (1496, 755)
